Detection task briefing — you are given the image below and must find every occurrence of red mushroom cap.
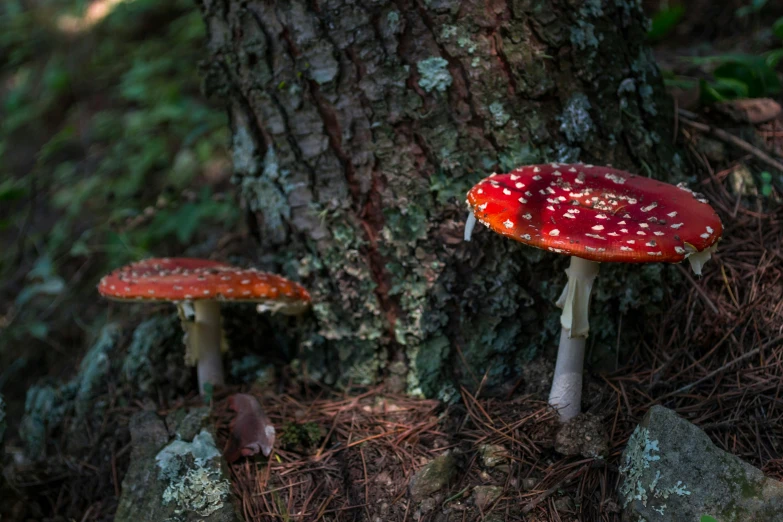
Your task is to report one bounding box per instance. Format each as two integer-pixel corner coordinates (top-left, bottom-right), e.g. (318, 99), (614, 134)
(97, 258), (311, 312)
(466, 164), (722, 263)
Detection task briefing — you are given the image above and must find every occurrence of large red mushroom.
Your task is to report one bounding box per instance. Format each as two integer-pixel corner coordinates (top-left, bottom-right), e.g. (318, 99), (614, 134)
(464, 164), (723, 421)
(98, 258), (311, 395)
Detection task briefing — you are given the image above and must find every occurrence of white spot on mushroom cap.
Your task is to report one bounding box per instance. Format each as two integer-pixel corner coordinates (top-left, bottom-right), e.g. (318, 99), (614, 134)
(591, 225), (604, 231)
(503, 219), (514, 228)
(549, 229), (560, 236)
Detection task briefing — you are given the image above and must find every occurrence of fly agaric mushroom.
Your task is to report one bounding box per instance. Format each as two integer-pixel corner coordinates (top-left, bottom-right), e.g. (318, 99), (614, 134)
(464, 164), (722, 421)
(98, 258), (311, 395)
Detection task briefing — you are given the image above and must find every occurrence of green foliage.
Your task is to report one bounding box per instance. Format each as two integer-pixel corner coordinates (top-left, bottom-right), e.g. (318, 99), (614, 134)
(648, 4), (685, 41)
(663, 14), (783, 105)
(278, 422), (323, 452)
(701, 516), (719, 522)
(735, 0), (767, 18)
(695, 55), (781, 103)
(0, 0), (235, 352)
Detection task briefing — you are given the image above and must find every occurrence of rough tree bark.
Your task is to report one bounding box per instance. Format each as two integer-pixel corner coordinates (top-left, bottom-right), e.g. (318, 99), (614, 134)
(197, 0), (682, 398)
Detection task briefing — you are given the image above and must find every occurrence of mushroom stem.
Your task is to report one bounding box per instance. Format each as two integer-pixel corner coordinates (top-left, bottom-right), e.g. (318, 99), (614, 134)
(464, 212), (477, 241)
(193, 300), (225, 395)
(549, 255), (600, 421)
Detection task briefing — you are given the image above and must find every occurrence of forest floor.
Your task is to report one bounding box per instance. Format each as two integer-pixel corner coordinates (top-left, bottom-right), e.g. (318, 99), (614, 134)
(2, 1), (783, 521)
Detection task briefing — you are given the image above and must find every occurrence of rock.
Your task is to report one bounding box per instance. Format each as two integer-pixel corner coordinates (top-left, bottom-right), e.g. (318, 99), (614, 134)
(553, 496), (575, 513)
(478, 444), (507, 468)
(409, 453), (457, 501)
(715, 98), (781, 124)
(115, 409), (239, 522)
(521, 477), (539, 491)
(472, 485), (502, 509)
(695, 136), (726, 163)
(73, 323), (121, 418)
(554, 413), (609, 458)
(619, 405), (783, 521)
(166, 407), (210, 442)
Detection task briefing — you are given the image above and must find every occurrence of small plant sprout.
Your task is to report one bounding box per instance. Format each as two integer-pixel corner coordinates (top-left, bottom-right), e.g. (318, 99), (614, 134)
(98, 258), (311, 396)
(464, 164), (723, 421)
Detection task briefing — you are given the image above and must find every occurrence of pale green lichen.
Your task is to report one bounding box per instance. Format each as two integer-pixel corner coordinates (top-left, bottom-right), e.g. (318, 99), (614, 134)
(457, 35), (477, 54)
(122, 315), (181, 393)
(571, 20), (599, 50)
(162, 467), (231, 517)
(387, 11), (400, 32)
(631, 49), (659, 116)
(74, 323), (121, 417)
(620, 425), (692, 511)
(20, 382), (76, 458)
(619, 426), (661, 507)
(571, 0), (604, 50)
(235, 147), (291, 241)
(155, 430), (230, 516)
(20, 323), (120, 456)
(231, 123), (258, 176)
(417, 57), (452, 93)
(559, 93), (594, 143)
(489, 102), (510, 127)
(440, 25), (457, 39)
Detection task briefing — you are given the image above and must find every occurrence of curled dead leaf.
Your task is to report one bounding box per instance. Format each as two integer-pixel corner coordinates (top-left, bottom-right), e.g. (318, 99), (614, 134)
(224, 393), (275, 463)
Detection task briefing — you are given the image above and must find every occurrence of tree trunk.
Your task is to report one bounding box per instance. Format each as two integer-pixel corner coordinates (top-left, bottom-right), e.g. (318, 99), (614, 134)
(197, 0), (681, 397)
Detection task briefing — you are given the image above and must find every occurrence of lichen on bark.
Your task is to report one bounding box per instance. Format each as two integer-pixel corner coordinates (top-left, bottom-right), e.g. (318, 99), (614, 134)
(197, 0), (683, 397)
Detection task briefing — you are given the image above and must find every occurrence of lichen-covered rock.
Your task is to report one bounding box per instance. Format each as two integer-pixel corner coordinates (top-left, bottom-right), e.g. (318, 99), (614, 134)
(122, 315), (193, 399)
(478, 444), (507, 468)
(409, 453), (457, 501)
(74, 323), (121, 418)
(619, 405), (783, 521)
(115, 409), (239, 522)
(554, 412), (609, 458)
(472, 485), (502, 510)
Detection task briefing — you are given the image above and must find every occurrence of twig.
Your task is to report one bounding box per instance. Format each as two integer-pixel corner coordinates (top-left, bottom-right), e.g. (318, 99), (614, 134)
(678, 111), (783, 172)
(664, 335), (783, 397)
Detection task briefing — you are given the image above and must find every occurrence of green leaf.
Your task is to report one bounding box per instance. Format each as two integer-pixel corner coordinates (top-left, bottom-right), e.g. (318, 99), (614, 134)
(16, 278), (65, 307)
(736, 0), (768, 18)
(700, 516), (718, 522)
(25, 321), (49, 340)
(0, 181), (26, 202)
(774, 17), (783, 39)
(648, 5), (685, 41)
(699, 79), (745, 104)
(714, 58), (781, 98)
(766, 49), (783, 69)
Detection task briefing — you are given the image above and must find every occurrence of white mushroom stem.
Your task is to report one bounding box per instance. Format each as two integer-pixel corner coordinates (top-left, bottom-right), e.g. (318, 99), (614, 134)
(193, 300), (225, 395)
(464, 212), (477, 241)
(549, 256), (600, 422)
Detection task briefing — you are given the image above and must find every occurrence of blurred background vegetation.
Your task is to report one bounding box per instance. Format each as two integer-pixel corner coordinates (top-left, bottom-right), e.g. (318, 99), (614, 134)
(0, 0), (239, 413)
(0, 0), (782, 449)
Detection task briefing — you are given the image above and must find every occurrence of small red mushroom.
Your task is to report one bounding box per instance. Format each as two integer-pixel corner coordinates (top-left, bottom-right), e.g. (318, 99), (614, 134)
(98, 258), (311, 395)
(464, 164), (723, 420)
(224, 393), (276, 462)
